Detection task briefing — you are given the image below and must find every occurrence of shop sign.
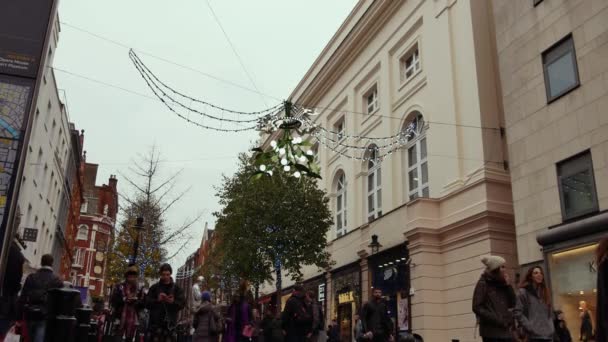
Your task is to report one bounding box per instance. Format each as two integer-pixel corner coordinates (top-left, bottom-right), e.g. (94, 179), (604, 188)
(338, 291), (354, 304)
(318, 284), (325, 302)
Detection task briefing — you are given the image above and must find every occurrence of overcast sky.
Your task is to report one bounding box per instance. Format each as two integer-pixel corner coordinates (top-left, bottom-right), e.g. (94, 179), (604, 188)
(54, 0), (358, 270)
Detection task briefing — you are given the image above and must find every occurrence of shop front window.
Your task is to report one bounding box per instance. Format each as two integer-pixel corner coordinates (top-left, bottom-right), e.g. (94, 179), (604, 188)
(548, 244), (598, 340)
(332, 268), (361, 342)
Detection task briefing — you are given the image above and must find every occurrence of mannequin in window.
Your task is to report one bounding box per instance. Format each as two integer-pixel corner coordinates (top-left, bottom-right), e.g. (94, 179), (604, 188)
(579, 301), (593, 341)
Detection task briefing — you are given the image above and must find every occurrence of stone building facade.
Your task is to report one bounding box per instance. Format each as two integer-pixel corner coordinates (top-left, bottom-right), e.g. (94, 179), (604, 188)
(491, 0), (608, 333)
(259, 1), (517, 340)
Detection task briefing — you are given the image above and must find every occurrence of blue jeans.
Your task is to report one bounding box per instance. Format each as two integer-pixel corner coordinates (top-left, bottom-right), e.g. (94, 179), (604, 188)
(27, 320), (46, 342)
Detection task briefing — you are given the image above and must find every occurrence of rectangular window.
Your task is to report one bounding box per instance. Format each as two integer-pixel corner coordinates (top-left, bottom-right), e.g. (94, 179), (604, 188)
(542, 35), (580, 103)
(557, 151), (598, 221)
(73, 248), (85, 267)
(408, 138), (429, 201)
(400, 44), (421, 83)
(365, 86), (378, 115)
(334, 117), (346, 141)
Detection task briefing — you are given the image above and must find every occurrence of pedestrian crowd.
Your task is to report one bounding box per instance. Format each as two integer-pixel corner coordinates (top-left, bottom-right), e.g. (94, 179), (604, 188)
(473, 237), (608, 342)
(0, 238), (606, 342)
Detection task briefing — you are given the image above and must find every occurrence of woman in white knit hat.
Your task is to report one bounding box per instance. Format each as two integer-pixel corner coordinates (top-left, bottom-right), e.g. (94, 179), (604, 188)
(472, 255), (517, 342)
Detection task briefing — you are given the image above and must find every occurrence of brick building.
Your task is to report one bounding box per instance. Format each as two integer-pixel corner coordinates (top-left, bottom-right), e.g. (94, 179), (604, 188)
(59, 126), (84, 278)
(71, 164), (118, 298)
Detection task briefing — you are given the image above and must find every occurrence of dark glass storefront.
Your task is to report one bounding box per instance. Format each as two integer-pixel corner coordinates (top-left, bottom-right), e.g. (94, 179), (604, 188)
(303, 275), (327, 316)
(369, 244), (411, 333)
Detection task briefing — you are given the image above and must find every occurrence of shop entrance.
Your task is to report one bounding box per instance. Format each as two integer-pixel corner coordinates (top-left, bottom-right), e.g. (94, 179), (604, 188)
(337, 302), (353, 342)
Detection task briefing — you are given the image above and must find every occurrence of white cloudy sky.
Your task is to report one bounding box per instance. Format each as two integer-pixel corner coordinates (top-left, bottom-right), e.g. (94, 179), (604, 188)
(54, 1), (358, 269)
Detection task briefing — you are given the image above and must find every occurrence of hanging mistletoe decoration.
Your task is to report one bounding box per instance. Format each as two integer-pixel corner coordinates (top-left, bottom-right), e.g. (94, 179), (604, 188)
(252, 102), (321, 180)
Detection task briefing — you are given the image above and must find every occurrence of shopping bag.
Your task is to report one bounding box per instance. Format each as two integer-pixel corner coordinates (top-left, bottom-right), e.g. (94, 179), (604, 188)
(5, 325), (21, 342)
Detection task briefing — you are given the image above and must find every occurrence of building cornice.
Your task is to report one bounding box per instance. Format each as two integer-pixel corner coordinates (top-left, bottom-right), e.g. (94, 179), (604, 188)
(289, 0), (404, 107)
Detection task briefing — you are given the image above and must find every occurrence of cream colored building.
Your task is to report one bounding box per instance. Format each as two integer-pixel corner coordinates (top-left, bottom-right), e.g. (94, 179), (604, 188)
(492, 0), (608, 333)
(16, 16), (74, 271)
(260, 0), (517, 341)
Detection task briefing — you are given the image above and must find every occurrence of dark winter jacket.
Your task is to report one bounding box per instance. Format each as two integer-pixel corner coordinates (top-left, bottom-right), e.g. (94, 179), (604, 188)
(262, 315), (285, 342)
(18, 266), (63, 319)
(193, 302), (220, 342)
(597, 256), (607, 342)
(472, 272), (516, 339)
(0, 242), (25, 320)
(281, 292), (313, 338)
(145, 279), (186, 329)
(361, 298), (394, 338)
(514, 286), (554, 340)
(110, 281), (143, 319)
(553, 319), (572, 342)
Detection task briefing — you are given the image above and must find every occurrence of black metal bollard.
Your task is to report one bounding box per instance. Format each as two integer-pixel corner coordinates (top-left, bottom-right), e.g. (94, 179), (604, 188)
(75, 306), (93, 341)
(89, 319), (98, 342)
(45, 287), (81, 342)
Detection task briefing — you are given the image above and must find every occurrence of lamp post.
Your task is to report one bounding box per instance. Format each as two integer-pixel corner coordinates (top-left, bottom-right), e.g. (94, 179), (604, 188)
(368, 234), (382, 254)
(130, 217), (144, 266)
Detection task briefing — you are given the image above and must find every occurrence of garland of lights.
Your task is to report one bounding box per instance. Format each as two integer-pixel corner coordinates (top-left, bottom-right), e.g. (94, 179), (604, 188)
(130, 50), (283, 116)
(128, 50), (420, 168)
(252, 102), (321, 179)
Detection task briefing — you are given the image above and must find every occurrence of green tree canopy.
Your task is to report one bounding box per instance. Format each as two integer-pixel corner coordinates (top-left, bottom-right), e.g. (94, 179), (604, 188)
(209, 153), (333, 292)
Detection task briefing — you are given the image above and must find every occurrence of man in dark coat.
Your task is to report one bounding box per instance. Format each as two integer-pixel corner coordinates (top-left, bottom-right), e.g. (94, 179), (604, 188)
(361, 288), (394, 342)
(18, 254), (64, 342)
(0, 241), (25, 337)
(281, 285), (313, 342)
(146, 263), (186, 342)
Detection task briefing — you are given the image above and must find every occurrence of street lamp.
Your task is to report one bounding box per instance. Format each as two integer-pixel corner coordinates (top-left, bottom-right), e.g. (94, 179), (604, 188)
(130, 217), (144, 266)
(368, 234), (382, 254)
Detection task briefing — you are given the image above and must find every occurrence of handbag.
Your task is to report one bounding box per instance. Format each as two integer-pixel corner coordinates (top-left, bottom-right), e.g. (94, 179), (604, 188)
(5, 325), (21, 342)
(242, 324), (254, 338)
(209, 312), (218, 335)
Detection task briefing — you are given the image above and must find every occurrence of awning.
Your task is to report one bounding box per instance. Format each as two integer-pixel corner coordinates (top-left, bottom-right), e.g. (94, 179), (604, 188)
(537, 211), (608, 246)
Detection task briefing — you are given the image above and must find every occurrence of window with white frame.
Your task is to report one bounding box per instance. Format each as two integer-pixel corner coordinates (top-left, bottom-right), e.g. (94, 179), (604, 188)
(334, 117), (346, 142)
(365, 85), (379, 115)
(404, 113), (429, 200)
(77, 224), (88, 240)
(400, 44), (421, 83)
(73, 247), (85, 267)
(80, 200), (88, 213)
(335, 172), (347, 237)
(367, 147), (382, 222)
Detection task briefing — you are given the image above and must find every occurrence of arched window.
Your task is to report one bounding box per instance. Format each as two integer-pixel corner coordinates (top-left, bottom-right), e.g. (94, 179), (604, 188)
(335, 172), (347, 237)
(404, 112), (429, 200)
(366, 146), (382, 222)
(77, 224), (88, 240)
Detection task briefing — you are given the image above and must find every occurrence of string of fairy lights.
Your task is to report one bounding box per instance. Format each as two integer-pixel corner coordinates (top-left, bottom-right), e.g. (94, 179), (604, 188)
(129, 50), (501, 165)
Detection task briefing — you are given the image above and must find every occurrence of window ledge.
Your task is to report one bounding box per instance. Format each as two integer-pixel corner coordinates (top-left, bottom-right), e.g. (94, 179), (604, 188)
(362, 108), (380, 125)
(546, 83), (580, 104)
(398, 68), (423, 91)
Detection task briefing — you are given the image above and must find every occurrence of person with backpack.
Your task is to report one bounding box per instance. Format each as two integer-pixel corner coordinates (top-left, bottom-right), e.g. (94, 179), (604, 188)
(472, 255), (516, 342)
(193, 291), (221, 342)
(18, 254), (64, 342)
(146, 263), (186, 342)
(281, 285), (313, 342)
(306, 290), (325, 342)
(514, 266), (554, 342)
